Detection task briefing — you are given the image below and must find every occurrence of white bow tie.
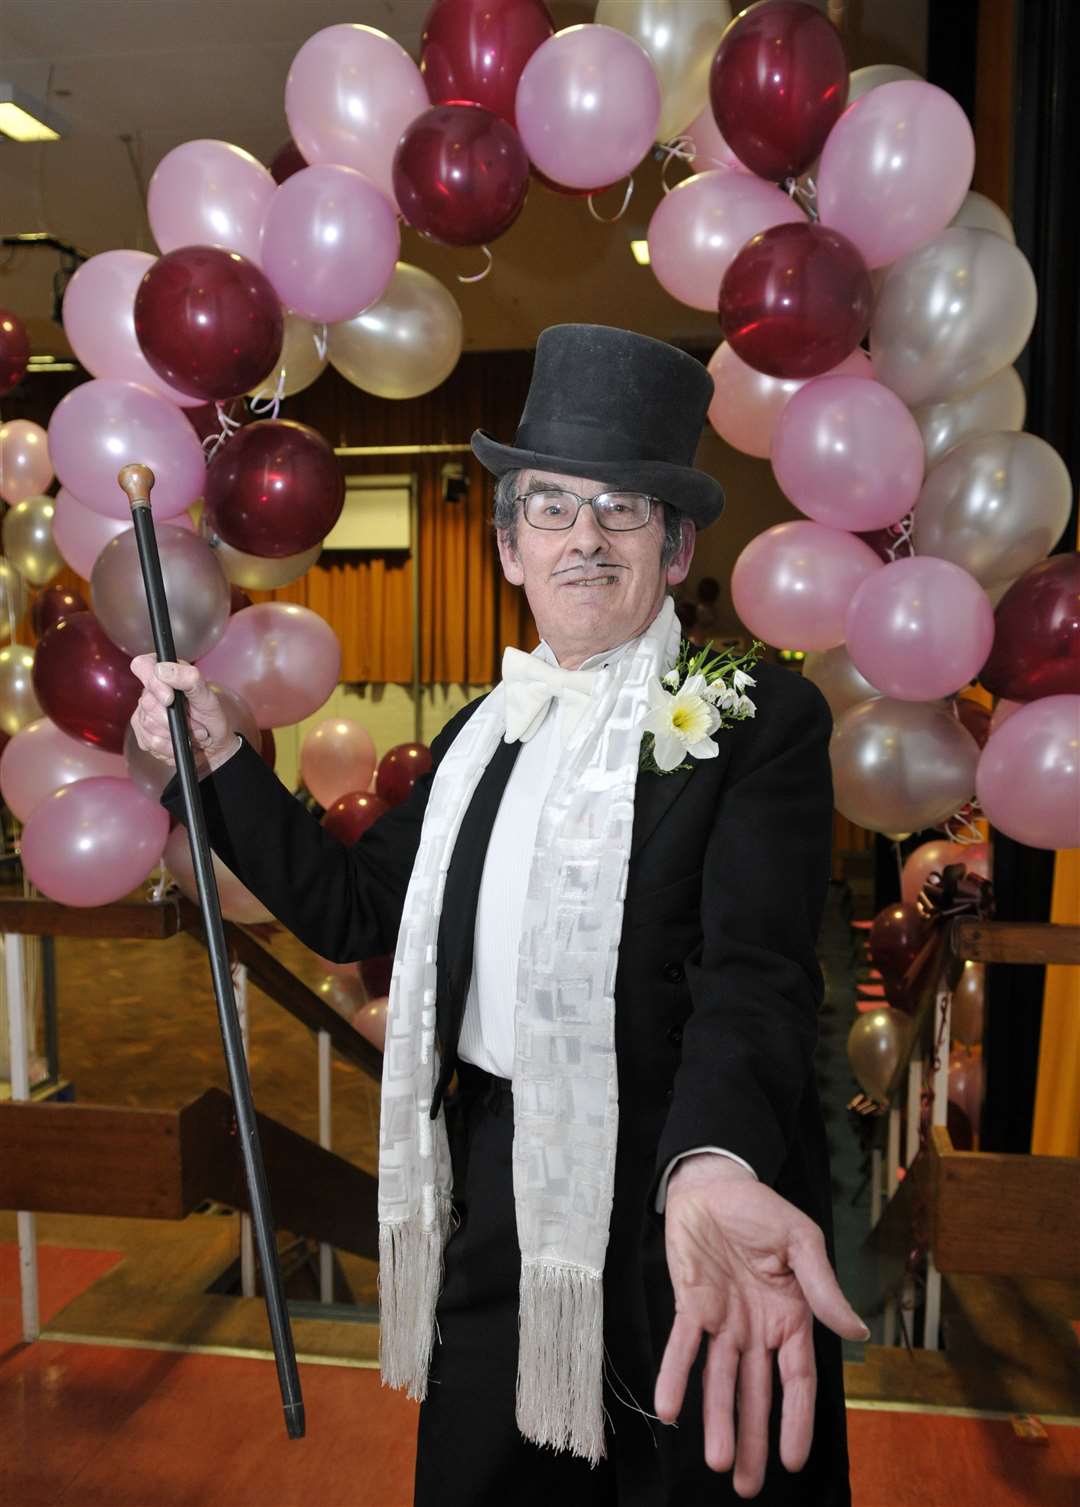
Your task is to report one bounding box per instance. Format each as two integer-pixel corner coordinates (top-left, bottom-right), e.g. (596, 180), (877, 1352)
(502, 647), (600, 745)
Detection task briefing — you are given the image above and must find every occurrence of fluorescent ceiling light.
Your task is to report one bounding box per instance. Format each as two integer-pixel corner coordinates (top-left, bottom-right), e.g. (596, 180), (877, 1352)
(0, 84), (67, 142)
(630, 239), (651, 267)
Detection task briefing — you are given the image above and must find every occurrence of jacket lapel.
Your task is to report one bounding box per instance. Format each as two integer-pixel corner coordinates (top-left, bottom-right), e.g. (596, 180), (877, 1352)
(630, 731), (736, 865)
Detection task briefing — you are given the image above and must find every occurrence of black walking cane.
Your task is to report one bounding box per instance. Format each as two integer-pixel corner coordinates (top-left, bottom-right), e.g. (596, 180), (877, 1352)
(118, 463), (305, 1441)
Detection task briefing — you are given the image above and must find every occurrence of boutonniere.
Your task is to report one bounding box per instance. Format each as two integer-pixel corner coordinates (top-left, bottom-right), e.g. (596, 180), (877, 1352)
(640, 638), (764, 775)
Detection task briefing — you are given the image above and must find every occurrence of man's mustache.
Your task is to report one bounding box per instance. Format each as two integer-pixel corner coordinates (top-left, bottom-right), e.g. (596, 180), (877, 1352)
(552, 562), (628, 578)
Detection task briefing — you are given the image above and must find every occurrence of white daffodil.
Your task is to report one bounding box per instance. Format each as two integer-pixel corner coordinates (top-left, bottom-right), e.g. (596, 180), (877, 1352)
(732, 668), (756, 693)
(643, 676), (721, 772)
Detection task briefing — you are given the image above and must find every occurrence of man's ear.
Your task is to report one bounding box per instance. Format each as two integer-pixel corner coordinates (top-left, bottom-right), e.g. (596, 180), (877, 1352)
(496, 528), (525, 586)
(665, 518), (697, 587)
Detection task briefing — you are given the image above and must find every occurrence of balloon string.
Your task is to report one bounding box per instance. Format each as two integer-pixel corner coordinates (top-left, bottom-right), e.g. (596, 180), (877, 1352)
(588, 176), (634, 224)
(658, 136), (696, 195)
(202, 400), (245, 463)
(942, 800), (984, 846)
(457, 245), (493, 284)
(313, 323), (328, 361)
(884, 512), (916, 560)
(248, 366), (287, 421)
(785, 173), (820, 223)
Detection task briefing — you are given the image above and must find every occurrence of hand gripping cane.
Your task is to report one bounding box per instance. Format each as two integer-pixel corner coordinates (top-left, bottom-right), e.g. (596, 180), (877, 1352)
(118, 464), (305, 1440)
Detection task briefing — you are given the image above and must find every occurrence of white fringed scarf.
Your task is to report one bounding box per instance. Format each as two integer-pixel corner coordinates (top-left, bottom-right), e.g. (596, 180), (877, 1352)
(378, 596), (681, 1463)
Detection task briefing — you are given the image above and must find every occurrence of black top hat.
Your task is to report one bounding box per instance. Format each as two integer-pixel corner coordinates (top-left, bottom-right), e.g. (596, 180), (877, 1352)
(471, 324), (724, 528)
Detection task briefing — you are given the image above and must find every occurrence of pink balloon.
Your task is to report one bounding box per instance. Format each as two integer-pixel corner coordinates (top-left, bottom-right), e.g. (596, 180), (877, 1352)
(163, 822), (274, 925)
(0, 420), (53, 505)
(648, 171), (805, 312)
(260, 166), (400, 324)
(845, 557), (995, 701)
(21, 776), (169, 907)
(989, 697), (1022, 734)
(976, 694), (1080, 850)
(771, 375), (924, 529)
(196, 603), (341, 729)
(48, 380), (205, 521)
(515, 25), (661, 191)
(900, 838), (990, 905)
(299, 717), (377, 809)
(683, 104), (751, 175)
(948, 1048), (984, 1135)
(285, 24), (428, 206)
(708, 344), (874, 459)
(352, 997), (388, 1051)
(147, 140), (276, 265)
(53, 487), (194, 579)
(732, 520), (882, 651)
(61, 251), (202, 407)
(818, 82), (975, 268)
(0, 716), (127, 822)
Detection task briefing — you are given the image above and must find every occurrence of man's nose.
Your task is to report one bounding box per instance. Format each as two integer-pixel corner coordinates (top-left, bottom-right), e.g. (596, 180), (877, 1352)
(567, 500), (608, 552)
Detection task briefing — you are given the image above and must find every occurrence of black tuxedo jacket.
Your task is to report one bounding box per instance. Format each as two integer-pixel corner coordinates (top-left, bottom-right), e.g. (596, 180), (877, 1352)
(164, 657), (851, 1504)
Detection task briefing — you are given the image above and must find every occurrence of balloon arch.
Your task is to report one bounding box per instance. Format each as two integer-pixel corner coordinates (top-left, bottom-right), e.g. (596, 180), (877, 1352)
(0, 1), (1074, 1060)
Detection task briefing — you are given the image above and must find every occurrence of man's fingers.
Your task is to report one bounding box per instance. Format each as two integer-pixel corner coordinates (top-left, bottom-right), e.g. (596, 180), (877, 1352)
(787, 1224), (870, 1342)
(776, 1325), (816, 1474)
(733, 1346), (771, 1498)
(655, 1313), (702, 1425)
(701, 1334), (738, 1473)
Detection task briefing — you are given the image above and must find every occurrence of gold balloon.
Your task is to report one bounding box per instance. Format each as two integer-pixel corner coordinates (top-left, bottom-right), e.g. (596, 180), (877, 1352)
(2, 495), (63, 587)
(328, 263), (463, 401)
(0, 558), (30, 641)
(248, 311), (328, 401)
(847, 1007), (912, 1101)
(0, 643), (41, 736)
(951, 961), (985, 1047)
(595, 0), (734, 144)
(208, 534), (322, 590)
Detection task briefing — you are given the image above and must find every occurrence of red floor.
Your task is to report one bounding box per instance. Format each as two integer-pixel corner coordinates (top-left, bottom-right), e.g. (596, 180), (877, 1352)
(2, 1245), (1075, 1506)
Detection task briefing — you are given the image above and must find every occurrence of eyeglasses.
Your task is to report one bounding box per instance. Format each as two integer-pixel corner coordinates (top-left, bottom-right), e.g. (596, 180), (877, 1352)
(515, 488), (658, 531)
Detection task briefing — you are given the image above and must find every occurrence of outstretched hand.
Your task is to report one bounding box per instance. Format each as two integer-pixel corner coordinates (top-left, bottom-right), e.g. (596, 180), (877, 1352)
(657, 1155), (869, 1499)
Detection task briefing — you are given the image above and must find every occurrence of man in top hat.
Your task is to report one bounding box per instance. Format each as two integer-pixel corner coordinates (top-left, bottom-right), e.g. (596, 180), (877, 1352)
(132, 325), (866, 1506)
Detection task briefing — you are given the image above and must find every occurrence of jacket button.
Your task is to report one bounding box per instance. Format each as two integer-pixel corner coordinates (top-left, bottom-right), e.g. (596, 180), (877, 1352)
(662, 961), (685, 983)
(667, 1025), (683, 1047)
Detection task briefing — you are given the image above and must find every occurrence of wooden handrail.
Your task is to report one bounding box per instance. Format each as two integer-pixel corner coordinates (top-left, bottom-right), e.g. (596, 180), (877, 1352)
(950, 918), (1080, 966)
(0, 895), (381, 1082)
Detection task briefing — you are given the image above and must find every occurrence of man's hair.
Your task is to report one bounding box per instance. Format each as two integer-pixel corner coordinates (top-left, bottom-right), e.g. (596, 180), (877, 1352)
(492, 468), (689, 565)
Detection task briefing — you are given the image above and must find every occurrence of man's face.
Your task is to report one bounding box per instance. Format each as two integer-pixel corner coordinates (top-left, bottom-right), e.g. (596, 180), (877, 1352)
(496, 469), (695, 668)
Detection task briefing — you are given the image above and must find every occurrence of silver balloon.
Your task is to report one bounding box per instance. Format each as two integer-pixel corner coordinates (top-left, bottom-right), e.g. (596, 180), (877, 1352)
(91, 524), (231, 661)
(846, 63), (923, 103)
(328, 263), (463, 401)
(125, 681), (259, 800)
(912, 366), (1025, 466)
(949, 189), (1015, 243)
(207, 533), (322, 590)
(0, 643), (41, 736)
(912, 431), (1072, 588)
(847, 1007), (912, 1100)
(248, 310), (328, 402)
(0, 558), (30, 640)
(2, 495), (63, 586)
(802, 645), (882, 720)
(595, 0), (733, 143)
(830, 697), (979, 833)
(870, 228), (1037, 407)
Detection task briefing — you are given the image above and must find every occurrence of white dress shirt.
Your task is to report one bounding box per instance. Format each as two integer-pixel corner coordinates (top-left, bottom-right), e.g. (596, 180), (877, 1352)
(456, 631), (758, 1210)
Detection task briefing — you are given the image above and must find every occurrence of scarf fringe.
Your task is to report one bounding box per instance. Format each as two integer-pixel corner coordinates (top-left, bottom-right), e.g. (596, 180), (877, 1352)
(515, 1260), (606, 1465)
(378, 1202), (452, 1399)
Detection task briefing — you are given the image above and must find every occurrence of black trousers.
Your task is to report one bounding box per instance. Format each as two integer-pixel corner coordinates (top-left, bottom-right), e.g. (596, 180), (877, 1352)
(413, 1065), (852, 1507)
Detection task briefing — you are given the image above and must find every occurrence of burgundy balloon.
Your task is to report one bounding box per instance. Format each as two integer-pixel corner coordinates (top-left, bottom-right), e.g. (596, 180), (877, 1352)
(393, 103), (530, 247)
(979, 553), (1080, 701)
(420, 0), (554, 126)
(203, 420), (345, 558)
(719, 222), (873, 379)
(31, 584), (87, 639)
(269, 139), (308, 184)
(376, 742), (434, 807)
(134, 246), (284, 402)
(322, 790), (390, 845)
(259, 726), (276, 769)
(32, 611), (143, 754)
(709, 0), (849, 180)
(185, 397), (250, 445)
(868, 901), (932, 1008)
(361, 953), (394, 999)
(954, 696), (993, 750)
(0, 308), (30, 395)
